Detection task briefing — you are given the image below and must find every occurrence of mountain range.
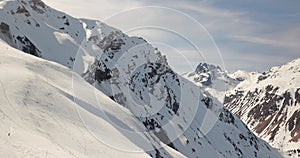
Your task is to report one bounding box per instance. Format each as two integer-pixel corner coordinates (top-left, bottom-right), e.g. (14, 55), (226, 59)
(0, 0), (287, 157)
(185, 60), (300, 157)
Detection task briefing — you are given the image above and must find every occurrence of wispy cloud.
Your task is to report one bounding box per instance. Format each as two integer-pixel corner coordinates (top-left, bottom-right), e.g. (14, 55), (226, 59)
(43, 0), (300, 73)
(233, 27), (300, 55)
(233, 35), (284, 47)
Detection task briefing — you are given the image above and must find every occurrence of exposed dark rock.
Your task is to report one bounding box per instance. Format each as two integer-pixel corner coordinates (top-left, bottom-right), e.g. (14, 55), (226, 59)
(16, 36), (41, 57)
(0, 22), (13, 43)
(257, 73), (269, 83)
(64, 19), (70, 26)
(287, 110), (300, 142)
(224, 90), (244, 105)
(29, 0), (46, 14)
(16, 6), (30, 17)
(95, 68), (112, 82)
(219, 109), (235, 124)
(88, 31), (125, 55)
(0, 22), (10, 34)
(224, 133), (243, 158)
(201, 97), (213, 109)
(295, 88), (300, 105)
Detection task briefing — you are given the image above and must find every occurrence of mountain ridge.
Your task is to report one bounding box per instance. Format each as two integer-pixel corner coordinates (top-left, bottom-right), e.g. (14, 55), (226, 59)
(0, 0), (282, 157)
(185, 58), (300, 157)
(224, 58), (300, 157)
(0, 39), (187, 157)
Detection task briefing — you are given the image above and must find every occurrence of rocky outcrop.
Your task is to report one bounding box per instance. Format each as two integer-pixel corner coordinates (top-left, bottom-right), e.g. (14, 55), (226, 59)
(224, 59), (300, 156)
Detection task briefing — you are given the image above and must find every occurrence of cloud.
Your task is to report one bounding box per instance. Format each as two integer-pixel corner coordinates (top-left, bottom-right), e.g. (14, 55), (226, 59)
(233, 35), (283, 47)
(43, 0), (143, 20)
(42, 0), (300, 73)
(232, 26), (300, 55)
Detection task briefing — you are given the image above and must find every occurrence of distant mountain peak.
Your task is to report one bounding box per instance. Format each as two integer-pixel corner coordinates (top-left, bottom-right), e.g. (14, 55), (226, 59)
(195, 62), (222, 74)
(185, 62), (241, 102)
(187, 59), (300, 156)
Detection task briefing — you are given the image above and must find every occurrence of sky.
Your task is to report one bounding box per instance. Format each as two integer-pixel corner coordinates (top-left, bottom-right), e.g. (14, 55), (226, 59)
(43, 0), (300, 74)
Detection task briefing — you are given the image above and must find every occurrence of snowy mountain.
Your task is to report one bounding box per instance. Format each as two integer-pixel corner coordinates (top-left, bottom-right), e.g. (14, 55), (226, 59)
(184, 63), (242, 103)
(224, 59), (300, 157)
(0, 40), (186, 158)
(186, 60), (300, 157)
(0, 0), (282, 157)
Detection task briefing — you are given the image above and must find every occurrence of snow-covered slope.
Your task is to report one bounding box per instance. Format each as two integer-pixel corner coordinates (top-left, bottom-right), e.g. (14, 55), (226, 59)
(184, 63), (242, 103)
(224, 59), (300, 157)
(0, 40), (188, 158)
(0, 0), (95, 68)
(0, 0), (282, 157)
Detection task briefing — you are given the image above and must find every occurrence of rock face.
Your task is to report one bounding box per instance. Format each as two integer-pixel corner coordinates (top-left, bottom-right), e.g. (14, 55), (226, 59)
(224, 59), (300, 157)
(0, 0), (282, 157)
(184, 63), (241, 103)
